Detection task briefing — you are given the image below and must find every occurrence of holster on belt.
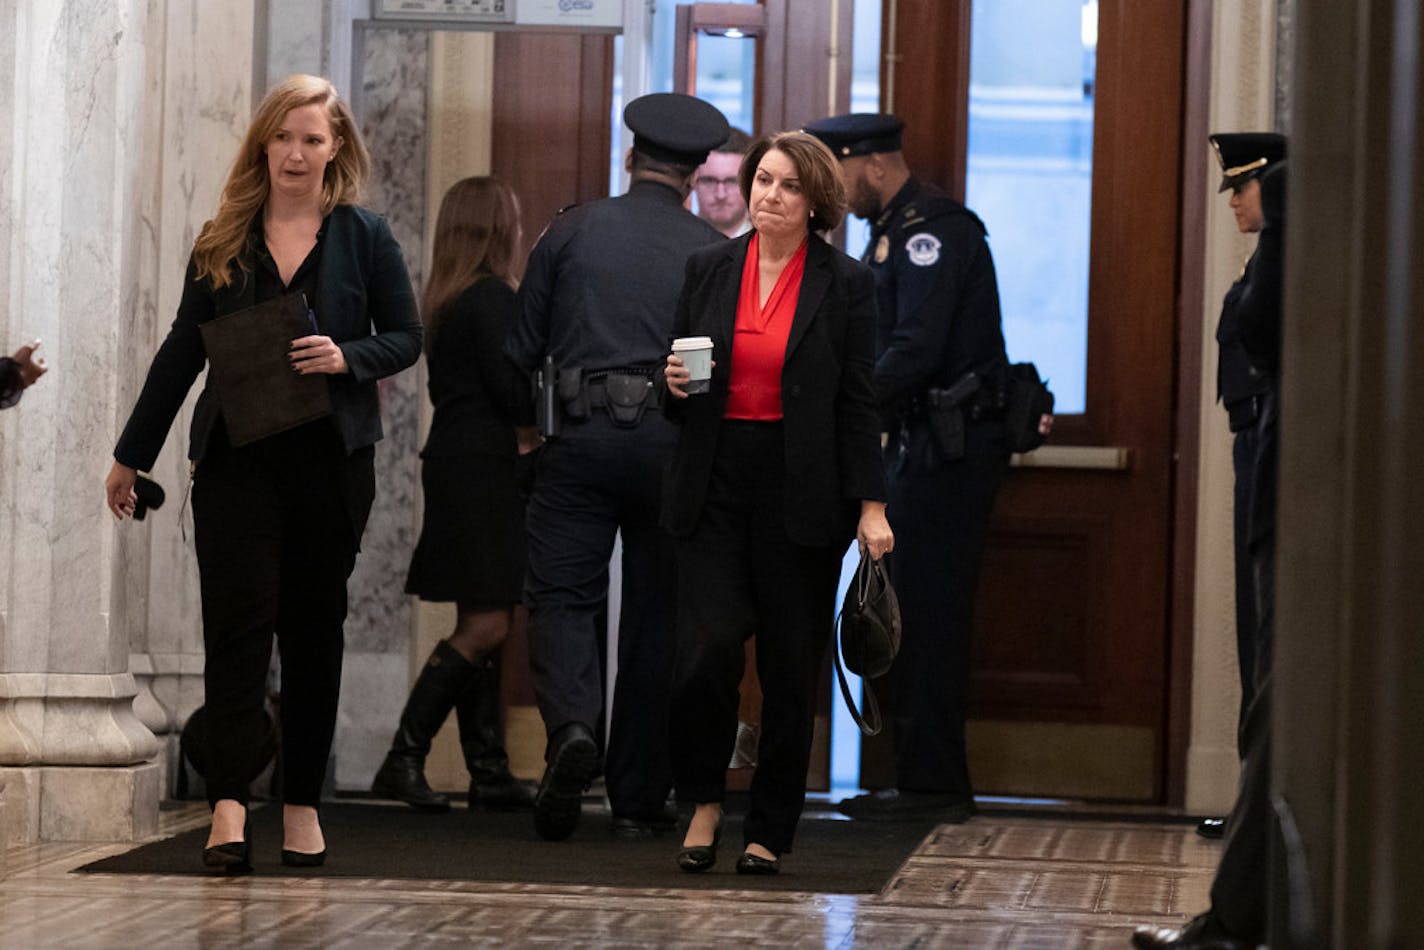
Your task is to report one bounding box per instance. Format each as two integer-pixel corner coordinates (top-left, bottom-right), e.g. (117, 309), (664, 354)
(558, 366), (589, 421)
(923, 370), (980, 462)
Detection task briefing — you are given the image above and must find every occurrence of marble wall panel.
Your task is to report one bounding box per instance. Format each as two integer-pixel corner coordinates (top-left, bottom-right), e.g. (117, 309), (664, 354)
(0, 0), (20, 659)
(334, 26), (430, 789)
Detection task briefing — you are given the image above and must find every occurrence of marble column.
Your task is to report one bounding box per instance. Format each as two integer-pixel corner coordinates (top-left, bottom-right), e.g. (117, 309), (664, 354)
(0, 0), (254, 842)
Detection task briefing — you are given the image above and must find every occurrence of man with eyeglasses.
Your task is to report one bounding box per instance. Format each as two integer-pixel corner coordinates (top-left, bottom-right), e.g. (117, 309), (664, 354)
(692, 128), (753, 238)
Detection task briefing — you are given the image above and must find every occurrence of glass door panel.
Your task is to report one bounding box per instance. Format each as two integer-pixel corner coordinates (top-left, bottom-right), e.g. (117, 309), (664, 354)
(965, 0), (1096, 413)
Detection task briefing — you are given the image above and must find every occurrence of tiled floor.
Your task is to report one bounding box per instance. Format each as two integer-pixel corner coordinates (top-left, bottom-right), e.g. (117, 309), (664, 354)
(0, 803), (1215, 948)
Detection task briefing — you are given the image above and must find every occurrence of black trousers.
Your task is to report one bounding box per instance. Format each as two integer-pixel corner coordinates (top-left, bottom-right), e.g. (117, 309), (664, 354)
(1230, 424), (1261, 752)
(669, 421), (842, 856)
(1211, 392), (1279, 941)
(522, 412), (678, 820)
(191, 420), (371, 808)
(881, 418), (1007, 797)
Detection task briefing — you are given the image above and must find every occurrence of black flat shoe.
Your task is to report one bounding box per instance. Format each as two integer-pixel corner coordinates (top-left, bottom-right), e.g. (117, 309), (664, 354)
(203, 815), (252, 874)
(281, 848), (327, 868)
(1195, 816), (1226, 839)
(735, 851), (779, 875)
(677, 822), (722, 873)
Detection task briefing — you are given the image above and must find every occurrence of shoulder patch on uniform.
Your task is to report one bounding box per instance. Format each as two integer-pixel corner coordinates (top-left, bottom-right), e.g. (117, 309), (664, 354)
(905, 232), (942, 266)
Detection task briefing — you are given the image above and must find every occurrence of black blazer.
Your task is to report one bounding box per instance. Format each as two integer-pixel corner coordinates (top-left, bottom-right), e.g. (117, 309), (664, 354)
(421, 277), (532, 459)
(115, 205), (422, 471)
(661, 233), (885, 548)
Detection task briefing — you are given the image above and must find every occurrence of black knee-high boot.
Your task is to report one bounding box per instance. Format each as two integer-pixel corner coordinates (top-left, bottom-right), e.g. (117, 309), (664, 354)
(455, 652), (534, 810)
(371, 639), (475, 812)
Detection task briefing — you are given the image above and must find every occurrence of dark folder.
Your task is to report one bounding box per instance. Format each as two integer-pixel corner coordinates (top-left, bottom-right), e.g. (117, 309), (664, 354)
(198, 293), (333, 447)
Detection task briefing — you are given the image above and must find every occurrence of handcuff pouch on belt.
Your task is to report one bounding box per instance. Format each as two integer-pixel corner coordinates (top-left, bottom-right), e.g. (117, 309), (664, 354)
(923, 370), (981, 462)
(597, 371), (657, 428)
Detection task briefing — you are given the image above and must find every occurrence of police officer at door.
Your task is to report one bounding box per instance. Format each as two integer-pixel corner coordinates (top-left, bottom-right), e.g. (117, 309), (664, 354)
(1193, 132), (1286, 842)
(806, 112), (1011, 823)
(505, 92), (729, 842)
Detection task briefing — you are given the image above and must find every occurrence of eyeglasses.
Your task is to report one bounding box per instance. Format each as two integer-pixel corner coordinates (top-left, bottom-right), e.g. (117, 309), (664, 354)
(695, 176), (740, 192)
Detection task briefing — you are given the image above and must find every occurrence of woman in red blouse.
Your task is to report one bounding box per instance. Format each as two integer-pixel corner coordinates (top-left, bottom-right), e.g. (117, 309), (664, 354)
(662, 131), (892, 874)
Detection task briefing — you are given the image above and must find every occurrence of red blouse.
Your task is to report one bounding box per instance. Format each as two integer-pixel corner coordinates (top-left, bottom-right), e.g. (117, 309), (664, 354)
(724, 233), (808, 420)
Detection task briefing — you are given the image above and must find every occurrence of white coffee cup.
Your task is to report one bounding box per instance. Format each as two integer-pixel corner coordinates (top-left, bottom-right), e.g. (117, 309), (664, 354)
(671, 336), (714, 394)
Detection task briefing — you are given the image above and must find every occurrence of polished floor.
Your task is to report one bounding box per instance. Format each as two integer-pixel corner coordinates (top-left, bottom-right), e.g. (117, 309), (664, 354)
(0, 800), (1214, 948)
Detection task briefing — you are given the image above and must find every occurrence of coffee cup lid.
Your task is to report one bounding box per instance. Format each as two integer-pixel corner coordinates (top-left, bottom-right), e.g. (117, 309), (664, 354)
(671, 336), (713, 351)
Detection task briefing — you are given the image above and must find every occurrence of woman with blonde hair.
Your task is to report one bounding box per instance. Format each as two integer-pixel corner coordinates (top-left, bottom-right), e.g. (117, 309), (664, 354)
(104, 74), (422, 871)
(370, 176), (537, 814)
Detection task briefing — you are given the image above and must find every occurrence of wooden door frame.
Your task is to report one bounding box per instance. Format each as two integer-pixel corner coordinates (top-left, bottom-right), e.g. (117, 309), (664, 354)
(1167, 0), (1212, 808)
(878, 0), (1207, 804)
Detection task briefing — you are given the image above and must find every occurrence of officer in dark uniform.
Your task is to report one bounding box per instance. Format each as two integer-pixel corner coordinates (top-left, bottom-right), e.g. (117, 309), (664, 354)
(1196, 132), (1287, 841)
(1133, 151), (1288, 950)
(505, 92), (729, 842)
(805, 113), (1010, 822)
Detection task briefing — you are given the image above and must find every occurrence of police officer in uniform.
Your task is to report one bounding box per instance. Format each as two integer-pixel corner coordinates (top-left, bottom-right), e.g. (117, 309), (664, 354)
(1196, 133), (1286, 842)
(505, 93), (729, 842)
(805, 113), (1010, 823)
(1132, 148), (1288, 950)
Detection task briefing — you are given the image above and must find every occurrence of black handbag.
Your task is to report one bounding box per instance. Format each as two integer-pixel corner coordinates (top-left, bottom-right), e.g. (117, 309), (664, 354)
(833, 551), (903, 735)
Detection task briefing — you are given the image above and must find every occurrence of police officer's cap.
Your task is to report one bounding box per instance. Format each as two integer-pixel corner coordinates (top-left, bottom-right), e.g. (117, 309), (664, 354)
(624, 93), (730, 166)
(1209, 132), (1287, 192)
(802, 113), (905, 158)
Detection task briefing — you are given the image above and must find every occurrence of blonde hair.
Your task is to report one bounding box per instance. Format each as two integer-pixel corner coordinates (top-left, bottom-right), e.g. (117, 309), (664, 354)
(740, 131), (846, 233)
(194, 75), (371, 288)
(421, 177), (523, 349)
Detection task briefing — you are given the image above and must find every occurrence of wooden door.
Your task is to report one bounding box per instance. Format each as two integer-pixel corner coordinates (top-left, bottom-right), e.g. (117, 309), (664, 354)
(860, 0), (1189, 802)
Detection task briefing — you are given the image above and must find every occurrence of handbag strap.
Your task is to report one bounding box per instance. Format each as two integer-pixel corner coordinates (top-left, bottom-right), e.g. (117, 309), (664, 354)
(833, 554), (884, 736)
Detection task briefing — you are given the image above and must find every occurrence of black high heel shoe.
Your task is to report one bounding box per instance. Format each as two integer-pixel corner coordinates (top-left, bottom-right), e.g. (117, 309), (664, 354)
(281, 847), (327, 868)
(677, 820), (722, 873)
(735, 850), (779, 875)
(282, 807), (327, 867)
(203, 814), (252, 874)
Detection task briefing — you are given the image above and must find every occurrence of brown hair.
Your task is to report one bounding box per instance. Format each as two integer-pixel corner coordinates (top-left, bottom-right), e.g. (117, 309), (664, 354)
(739, 131), (846, 233)
(421, 176), (522, 350)
(715, 126), (754, 156)
(193, 74), (371, 289)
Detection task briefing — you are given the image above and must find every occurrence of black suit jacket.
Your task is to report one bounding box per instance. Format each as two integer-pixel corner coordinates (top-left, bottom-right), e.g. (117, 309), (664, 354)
(115, 205), (422, 471)
(660, 233), (885, 548)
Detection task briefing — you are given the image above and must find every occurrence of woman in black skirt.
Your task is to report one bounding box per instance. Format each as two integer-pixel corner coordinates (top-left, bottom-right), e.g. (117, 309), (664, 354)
(370, 176), (537, 812)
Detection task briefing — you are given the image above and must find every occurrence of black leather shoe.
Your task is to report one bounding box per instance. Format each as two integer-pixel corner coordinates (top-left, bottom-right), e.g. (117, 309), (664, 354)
(838, 788), (975, 823)
(735, 851), (779, 875)
(281, 848), (327, 868)
(1195, 816), (1226, 839)
(202, 815), (252, 874)
(469, 773), (536, 811)
(611, 803), (679, 839)
(1130, 912), (1252, 949)
(533, 723), (599, 842)
(677, 822), (722, 873)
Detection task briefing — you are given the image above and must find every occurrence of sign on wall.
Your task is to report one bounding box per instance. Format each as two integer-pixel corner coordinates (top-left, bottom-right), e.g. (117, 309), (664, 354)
(374, 0), (623, 30)
(376, 0), (515, 22)
(516, 0), (622, 29)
